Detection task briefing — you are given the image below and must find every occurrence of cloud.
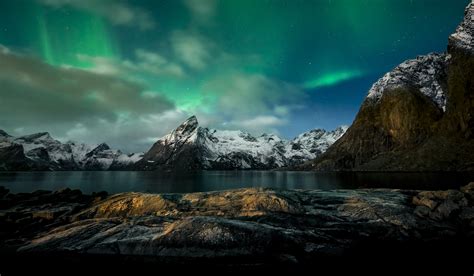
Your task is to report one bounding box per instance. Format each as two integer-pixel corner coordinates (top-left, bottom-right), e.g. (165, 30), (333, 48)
(133, 49), (186, 77)
(303, 70), (363, 89)
(78, 49), (186, 78)
(204, 73), (306, 116)
(183, 0), (217, 24)
(0, 45), (179, 152)
(224, 116), (287, 135)
(38, 0), (155, 30)
(0, 45), (309, 150)
(57, 109), (191, 153)
(200, 72), (307, 135)
(170, 31), (212, 70)
(0, 45), (10, 54)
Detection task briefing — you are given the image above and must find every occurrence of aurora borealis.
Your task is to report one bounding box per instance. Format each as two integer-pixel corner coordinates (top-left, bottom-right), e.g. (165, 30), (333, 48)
(0, 0), (470, 152)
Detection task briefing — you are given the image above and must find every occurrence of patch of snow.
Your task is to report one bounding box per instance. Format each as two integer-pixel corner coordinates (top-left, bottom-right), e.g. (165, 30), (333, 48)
(68, 141), (97, 162)
(0, 141), (13, 149)
(367, 53), (448, 111)
(156, 116), (200, 149)
(151, 115), (346, 169)
(116, 152), (144, 165)
(96, 158), (114, 170)
(284, 126), (348, 162)
(449, 3), (474, 52)
(154, 117), (348, 169)
(201, 129), (288, 167)
(15, 133), (73, 162)
(6, 132), (142, 170)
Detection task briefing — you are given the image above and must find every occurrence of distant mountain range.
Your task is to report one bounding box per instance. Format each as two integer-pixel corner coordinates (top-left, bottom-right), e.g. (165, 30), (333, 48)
(133, 115), (347, 171)
(302, 2), (474, 171)
(0, 130), (142, 171)
(0, 118), (347, 171)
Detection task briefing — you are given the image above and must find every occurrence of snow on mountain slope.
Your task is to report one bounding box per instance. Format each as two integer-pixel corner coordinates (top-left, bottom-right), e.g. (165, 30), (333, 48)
(200, 129), (287, 169)
(285, 126), (348, 164)
(449, 2), (473, 53)
(366, 2), (472, 113)
(0, 130), (33, 171)
(0, 130), (13, 148)
(367, 53), (448, 111)
(308, 2), (474, 172)
(137, 116), (347, 170)
(0, 130), (142, 170)
(1, 116), (345, 171)
(15, 133), (75, 166)
(115, 152), (144, 164)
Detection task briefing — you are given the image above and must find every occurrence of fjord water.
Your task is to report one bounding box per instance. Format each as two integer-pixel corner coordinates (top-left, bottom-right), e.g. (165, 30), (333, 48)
(0, 171), (473, 194)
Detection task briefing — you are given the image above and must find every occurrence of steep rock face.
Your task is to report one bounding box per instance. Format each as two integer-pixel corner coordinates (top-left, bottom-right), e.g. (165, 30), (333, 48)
(0, 130), (36, 170)
(285, 126), (348, 165)
(0, 131), (143, 171)
(447, 2), (474, 138)
(308, 3), (474, 171)
(0, 143), (35, 171)
(134, 116), (206, 171)
(134, 116), (347, 171)
(14, 132), (77, 170)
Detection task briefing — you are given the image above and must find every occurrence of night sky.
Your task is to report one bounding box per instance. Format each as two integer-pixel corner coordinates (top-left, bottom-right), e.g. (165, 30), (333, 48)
(0, 0), (470, 152)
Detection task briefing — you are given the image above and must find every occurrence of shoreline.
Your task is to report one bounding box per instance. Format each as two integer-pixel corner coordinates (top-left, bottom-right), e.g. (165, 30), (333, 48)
(1, 183), (473, 268)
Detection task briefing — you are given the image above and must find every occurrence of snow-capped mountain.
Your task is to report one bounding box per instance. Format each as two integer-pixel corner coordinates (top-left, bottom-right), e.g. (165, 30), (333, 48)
(134, 116), (347, 171)
(307, 2), (474, 171)
(367, 53), (448, 111)
(449, 1), (473, 53)
(285, 126), (348, 165)
(0, 130), (143, 171)
(0, 118), (346, 171)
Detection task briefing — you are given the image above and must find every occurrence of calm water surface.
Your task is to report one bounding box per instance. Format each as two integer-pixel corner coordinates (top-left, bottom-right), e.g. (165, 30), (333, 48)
(0, 171), (473, 194)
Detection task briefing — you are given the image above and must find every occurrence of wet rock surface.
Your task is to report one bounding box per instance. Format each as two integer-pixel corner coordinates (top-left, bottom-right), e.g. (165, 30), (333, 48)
(0, 188), (108, 251)
(1, 184), (473, 265)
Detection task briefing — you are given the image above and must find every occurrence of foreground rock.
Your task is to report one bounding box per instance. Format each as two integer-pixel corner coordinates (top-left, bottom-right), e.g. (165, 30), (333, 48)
(0, 183), (473, 264)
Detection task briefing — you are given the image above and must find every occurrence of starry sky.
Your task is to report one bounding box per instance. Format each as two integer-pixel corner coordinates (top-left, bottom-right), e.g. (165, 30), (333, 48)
(0, 0), (470, 152)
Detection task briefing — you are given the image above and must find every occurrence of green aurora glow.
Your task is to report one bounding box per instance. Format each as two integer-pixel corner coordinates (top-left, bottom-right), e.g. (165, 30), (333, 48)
(0, 0), (470, 150)
(36, 6), (119, 68)
(303, 70), (364, 89)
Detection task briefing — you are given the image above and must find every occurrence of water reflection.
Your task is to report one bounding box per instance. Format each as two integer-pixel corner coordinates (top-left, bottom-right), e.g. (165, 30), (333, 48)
(0, 171), (472, 194)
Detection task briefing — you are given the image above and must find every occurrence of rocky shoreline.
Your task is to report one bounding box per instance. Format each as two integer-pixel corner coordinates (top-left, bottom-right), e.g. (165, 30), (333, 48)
(1, 183), (473, 269)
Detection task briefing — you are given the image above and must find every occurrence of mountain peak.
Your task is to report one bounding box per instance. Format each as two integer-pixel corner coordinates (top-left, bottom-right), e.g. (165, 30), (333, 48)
(18, 132), (53, 142)
(174, 115), (199, 136)
(184, 115), (198, 124)
(366, 53), (448, 110)
(85, 143), (111, 158)
(0, 130), (10, 137)
(449, 2), (473, 52)
(334, 125), (349, 133)
(95, 143), (111, 151)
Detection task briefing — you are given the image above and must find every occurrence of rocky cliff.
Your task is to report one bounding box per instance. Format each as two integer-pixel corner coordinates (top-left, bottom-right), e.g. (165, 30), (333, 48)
(306, 3), (474, 171)
(134, 116), (347, 171)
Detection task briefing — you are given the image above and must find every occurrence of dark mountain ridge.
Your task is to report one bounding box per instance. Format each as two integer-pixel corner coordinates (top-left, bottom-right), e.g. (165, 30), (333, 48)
(304, 3), (474, 171)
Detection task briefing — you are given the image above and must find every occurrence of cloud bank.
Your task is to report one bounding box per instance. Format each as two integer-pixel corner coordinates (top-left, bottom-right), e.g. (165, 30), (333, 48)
(0, 45), (178, 152)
